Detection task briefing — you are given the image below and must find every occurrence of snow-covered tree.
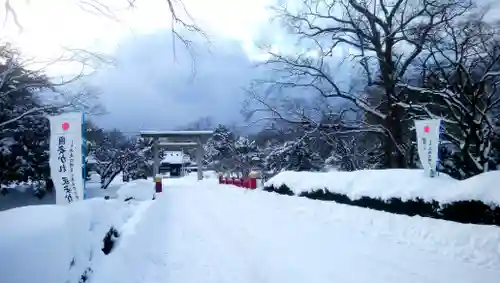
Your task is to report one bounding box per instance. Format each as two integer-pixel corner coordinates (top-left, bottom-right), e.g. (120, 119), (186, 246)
(0, 45), (59, 189)
(400, 15), (500, 179)
(265, 135), (323, 174)
(250, 0), (472, 169)
(88, 129), (152, 189)
(233, 136), (263, 175)
(324, 135), (384, 171)
(204, 124), (237, 172)
(204, 124), (264, 175)
(122, 137), (152, 181)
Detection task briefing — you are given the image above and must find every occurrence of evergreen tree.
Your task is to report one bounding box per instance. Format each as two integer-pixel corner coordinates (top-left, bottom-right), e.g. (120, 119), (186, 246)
(204, 124), (237, 172)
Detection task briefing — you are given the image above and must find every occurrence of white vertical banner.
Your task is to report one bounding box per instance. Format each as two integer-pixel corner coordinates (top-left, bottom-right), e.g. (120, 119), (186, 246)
(415, 119), (441, 178)
(49, 112), (84, 204)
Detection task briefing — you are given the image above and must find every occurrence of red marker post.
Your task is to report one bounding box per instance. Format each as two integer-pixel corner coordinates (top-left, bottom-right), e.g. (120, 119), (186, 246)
(155, 175), (162, 193)
(247, 171), (260, 190)
(242, 178), (250, 189)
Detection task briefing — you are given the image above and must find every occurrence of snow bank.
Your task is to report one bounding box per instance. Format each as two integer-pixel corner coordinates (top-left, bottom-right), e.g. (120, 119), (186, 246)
(453, 171), (500, 204)
(86, 173), (129, 200)
(116, 179), (155, 201)
(203, 170), (218, 178)
(0, 199), (137, 283)
(89, 172), (101, 183)
(265, 169), (500, 206)
(185, 170), (218, 179)
(253, 187), (500, 271)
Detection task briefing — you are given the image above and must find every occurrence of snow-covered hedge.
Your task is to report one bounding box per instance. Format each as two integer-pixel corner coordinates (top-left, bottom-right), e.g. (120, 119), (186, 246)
(0, 199), (136, 283)
(264, 169), (500, 226)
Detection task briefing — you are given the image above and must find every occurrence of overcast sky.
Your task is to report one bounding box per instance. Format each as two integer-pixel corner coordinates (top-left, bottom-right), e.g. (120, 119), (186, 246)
(2, 0), (279, 132)
(91, 34), (259, 132)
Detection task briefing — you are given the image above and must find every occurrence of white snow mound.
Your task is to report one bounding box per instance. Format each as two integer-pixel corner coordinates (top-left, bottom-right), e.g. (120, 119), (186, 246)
(0, 199), (136, 283)
(116, 179), (155, 201)
(265, 169), (500, 205)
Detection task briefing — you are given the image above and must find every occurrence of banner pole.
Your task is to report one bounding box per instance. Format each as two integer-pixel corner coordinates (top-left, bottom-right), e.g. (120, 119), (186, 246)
(438, 120), (442, 177)
(82, 112), (87, 200)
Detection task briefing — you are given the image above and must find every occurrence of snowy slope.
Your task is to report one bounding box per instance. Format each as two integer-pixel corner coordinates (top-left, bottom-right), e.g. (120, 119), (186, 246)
(91, 179), (500, 283)
(265, 169), (500, 205)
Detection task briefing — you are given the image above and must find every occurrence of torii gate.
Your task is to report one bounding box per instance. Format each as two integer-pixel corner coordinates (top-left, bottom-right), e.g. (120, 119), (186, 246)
(140, 130), (213, 180)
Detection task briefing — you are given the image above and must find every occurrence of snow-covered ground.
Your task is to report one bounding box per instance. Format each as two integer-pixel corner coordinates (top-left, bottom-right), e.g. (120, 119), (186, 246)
(91, 178), (500, 283)
(265, 169), (500, 205)
(116, 179), (155, 201)
(2, 173), (499, 283)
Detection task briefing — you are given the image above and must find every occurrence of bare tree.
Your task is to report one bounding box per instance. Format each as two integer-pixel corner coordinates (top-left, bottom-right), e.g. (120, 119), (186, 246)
(253, 0), (471, 168)
(399, 13), (500, 178)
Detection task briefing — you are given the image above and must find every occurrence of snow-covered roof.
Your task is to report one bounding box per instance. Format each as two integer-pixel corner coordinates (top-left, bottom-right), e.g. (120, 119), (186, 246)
(158, 142), (198, 147)
(140, 130), (213, 138)
(161, 151), (191, 164)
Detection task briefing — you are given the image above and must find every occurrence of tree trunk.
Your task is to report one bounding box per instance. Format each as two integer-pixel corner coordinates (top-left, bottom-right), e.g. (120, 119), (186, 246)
(384, 108), (407, 168)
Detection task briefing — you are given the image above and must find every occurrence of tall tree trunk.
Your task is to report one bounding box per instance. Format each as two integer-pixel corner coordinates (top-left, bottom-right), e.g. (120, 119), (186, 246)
(384, 108), (407, 168)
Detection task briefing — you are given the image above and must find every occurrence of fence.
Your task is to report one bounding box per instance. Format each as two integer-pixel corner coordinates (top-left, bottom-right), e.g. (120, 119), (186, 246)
(218, 173), (260, 189)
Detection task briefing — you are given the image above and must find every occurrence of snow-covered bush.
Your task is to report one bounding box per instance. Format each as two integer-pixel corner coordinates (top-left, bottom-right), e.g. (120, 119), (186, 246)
(264, 169), (500, 226)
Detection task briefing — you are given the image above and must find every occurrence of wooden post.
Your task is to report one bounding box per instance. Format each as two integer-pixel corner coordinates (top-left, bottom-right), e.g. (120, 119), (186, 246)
(153, 137), (160, 177)
(196, 137), (203, 181)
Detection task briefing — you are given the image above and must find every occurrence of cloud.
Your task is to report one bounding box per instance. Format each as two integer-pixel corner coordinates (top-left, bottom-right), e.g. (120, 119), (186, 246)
(90, 32), (257, 133)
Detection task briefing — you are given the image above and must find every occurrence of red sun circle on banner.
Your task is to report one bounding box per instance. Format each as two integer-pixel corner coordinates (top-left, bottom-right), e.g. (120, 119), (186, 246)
(62, 122), (70, 131)
(424, 125), (430, 133)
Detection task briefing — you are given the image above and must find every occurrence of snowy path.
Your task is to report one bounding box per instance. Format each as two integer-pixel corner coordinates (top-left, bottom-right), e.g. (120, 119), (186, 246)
(92, 181), (500, 283)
